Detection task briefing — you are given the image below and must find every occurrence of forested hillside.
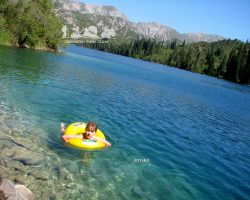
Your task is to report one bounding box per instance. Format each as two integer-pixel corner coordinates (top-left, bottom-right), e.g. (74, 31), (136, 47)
(80, 39), (250, 84)
(0, 0), (64, 50)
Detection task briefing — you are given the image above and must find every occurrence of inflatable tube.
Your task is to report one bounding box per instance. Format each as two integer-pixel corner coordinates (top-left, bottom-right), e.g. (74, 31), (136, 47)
(64, 122), (106, 149)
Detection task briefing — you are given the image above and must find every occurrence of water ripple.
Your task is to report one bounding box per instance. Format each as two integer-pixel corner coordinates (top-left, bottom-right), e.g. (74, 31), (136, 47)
(1, 45), (250, 199)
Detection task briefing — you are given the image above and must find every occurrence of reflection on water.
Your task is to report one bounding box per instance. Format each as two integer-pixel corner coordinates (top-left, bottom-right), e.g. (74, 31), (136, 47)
(0, 45), (250, 199)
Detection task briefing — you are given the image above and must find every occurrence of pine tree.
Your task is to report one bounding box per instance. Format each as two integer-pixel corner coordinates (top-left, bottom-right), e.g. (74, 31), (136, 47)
(239, 46), (250, 84)
(225, 49), (240, 82)
(205, 48), (216, 76)
(237, 44), (248, 83)
(217, 55), (227, 78)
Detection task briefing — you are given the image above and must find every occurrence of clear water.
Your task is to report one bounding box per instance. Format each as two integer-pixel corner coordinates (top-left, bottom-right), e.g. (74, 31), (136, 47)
(0, 44), (250, 200)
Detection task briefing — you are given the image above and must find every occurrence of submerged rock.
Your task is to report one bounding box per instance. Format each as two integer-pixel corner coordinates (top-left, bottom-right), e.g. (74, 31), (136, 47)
(58, 168), (73, 182)
(131, 186), (145, 199)
(15, 184), (34, 200)
(0, 131), (14, 141)
(12, 138), (37, 151)
(0, 147), (15, 157)
(11, 147), (44, 165)
(0, 140), (11, 150)
(29, 170), (50, 180)
(0, 125), (12, 136)
(0, 178), (34, 200)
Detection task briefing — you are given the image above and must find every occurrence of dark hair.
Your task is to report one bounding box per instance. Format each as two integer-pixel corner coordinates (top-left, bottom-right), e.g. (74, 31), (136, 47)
(85, 121), (97, 132)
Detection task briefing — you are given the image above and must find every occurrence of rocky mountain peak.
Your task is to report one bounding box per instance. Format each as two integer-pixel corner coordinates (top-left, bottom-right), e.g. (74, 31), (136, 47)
(54, 0), (225, 42)
(55, 0), (128, 20)
(132, 22), (181, 41)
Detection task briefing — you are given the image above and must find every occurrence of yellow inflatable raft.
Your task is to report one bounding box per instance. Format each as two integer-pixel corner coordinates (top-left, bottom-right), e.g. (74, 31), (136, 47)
(64, 122), (106, 149)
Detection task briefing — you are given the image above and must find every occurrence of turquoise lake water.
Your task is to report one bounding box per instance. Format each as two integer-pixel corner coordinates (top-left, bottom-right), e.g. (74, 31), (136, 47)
(0, 44), (250, 199)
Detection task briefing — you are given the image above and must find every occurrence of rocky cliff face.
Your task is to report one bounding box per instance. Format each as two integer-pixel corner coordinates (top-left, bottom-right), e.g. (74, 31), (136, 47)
(132, 22), (183, 41)
(58, 1), (127, 19)
(182, 32), (225, 42)
(53, 0), (224, 42)
(54, 0), (135, 40)
(132, 22), (225, 42)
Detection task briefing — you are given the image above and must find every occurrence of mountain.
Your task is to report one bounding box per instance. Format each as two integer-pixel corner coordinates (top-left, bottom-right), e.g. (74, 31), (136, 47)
(53, 0), (225, 43)
(132, 22), (182, 41)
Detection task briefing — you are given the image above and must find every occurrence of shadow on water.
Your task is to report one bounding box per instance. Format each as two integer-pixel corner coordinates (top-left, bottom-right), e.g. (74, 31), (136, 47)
(0, 45), (60, 83)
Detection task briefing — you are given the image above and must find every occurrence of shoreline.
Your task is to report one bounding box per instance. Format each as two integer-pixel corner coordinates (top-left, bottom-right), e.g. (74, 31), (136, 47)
(0, 43), (63, 53)
(0, 101), (75, 199)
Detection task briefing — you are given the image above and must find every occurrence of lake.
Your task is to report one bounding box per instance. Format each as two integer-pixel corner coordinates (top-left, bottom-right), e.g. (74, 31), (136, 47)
(0, 44), (250, 200)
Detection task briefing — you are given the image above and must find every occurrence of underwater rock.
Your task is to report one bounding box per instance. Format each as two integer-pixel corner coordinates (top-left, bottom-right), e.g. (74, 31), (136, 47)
(15, 184), (34, 200)
(0, 140), (9, 150)
(58, 168), (73, 182)
(12, 138), (37, 151)
(0, 133), (14, 141)
(4, 160), (28, 173)
(0, 164), (12, 178)
(9, 175), (27, 186)
(0, 147), (15, 157)
(29, 170), (50, 180)
(114, 174), (126, 183)
(0, 178), (34, 200)
(11, 146), (44, 165)
(131, 186), (145, 199)
(0, 124), (12, 135)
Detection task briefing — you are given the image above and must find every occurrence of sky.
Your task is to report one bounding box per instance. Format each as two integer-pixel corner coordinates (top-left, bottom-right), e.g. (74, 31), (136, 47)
(78, 0), (250, 41)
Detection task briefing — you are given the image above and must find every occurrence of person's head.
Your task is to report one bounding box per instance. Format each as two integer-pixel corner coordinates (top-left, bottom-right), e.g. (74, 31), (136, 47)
(85, 121), (97, 138)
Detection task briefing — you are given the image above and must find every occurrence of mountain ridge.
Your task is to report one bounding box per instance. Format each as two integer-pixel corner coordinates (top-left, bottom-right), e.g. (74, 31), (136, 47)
(53, 0), (225, 43)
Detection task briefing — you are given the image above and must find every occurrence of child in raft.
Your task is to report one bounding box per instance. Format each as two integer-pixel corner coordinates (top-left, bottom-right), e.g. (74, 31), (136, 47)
(61, 121), (111, 146)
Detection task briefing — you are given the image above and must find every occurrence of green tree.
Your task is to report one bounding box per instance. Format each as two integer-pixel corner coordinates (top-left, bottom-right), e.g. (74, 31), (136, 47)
(0, 0), (64, 50)
(0, 15), (11, 44)
(238, 45), (250, 84)
(225, 49), (240, 82)
(244, 48), (250, 84)
(80, 38), (250, 85)
(205, 48), (216, 76)
(217, 55), (227, 78)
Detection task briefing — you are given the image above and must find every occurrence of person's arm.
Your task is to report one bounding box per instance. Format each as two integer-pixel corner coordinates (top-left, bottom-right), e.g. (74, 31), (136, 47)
(92, 136), (111, 146)
(62, 134), (83, 142)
